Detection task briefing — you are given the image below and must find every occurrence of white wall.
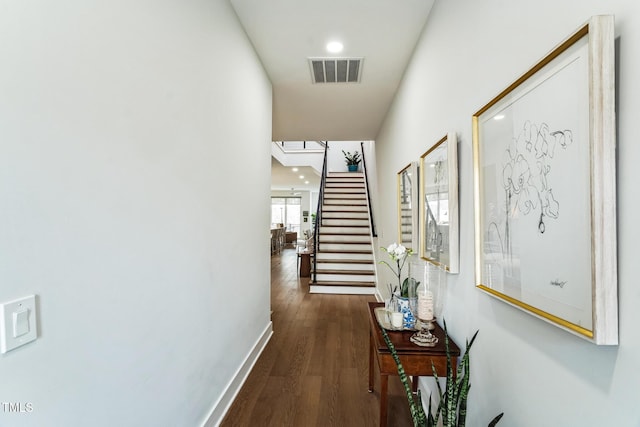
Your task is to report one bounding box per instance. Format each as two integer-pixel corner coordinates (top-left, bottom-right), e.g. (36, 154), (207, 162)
(0, 0), (272, 426)
(376, 1), (640, 425)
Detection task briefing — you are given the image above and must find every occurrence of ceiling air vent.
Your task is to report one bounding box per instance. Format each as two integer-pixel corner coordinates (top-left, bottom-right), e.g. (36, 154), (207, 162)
(309, 58), (363, 84)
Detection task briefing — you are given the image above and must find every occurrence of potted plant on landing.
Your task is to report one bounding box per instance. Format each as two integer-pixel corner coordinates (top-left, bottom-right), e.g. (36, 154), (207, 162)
(342, 150), (361, 172)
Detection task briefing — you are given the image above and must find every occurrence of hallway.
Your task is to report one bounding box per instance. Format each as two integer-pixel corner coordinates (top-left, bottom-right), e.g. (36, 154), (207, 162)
(220, 248), (413, 426)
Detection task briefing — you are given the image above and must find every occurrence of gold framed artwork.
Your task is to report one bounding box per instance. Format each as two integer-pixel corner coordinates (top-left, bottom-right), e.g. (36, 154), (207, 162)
(419, 132), (459, 273)
(472, 16), (617, 344)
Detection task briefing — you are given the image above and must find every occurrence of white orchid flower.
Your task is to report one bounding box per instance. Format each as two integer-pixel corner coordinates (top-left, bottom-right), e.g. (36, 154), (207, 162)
(394, 245), (407, 258)
(379, 242), (415, 299)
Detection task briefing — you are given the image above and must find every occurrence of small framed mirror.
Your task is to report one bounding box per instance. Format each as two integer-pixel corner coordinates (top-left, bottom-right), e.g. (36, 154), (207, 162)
(419, 132), (459, 273)
(397, 163), (418, 250)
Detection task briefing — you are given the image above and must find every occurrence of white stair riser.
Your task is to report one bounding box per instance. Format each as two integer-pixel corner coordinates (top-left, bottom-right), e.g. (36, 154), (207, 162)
(327, 172), (364, 178)
(325, 176), (364, 185)
(323, 205), (368, 212)
(315, 262), (374, 271)
(320, 226), (369, 234)
(309, 286), (376, 295)
(321, 212), (369, 219)
(325, 184), (365, 189)
(320, 243), (372, 251)
(321, 235), (371, 243)
(322, 199), (367, 206)
(316, 273), (375, 282)
(315, 252), (373, 261)
(324, 187), (366, 194)
(325, 187), (365, 192)
(322, 218), (370, 226)
(324, 193), (366, 200)
(325, 183), (364, 188)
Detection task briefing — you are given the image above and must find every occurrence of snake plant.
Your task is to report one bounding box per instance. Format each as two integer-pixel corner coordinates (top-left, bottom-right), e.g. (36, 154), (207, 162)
(378, 319), (504, 427)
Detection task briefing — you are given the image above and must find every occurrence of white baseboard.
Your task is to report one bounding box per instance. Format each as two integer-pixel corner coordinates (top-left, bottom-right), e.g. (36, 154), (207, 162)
(309, 285), (377, 295)
(201, 321), (273, 427)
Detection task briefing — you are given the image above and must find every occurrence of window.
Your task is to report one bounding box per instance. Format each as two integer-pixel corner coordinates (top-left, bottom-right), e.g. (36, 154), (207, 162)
(271, 197), (301, 234)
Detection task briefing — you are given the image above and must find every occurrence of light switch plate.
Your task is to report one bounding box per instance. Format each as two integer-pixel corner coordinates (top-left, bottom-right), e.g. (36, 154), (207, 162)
(1, 295), (37, 354)
(13, 309), (30, 337)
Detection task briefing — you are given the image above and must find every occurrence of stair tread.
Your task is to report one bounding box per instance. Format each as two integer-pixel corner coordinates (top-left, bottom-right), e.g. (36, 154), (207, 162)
(319, 225), (370, 228)
(325, 181), (364, 184)
(321, 207), (368, 209)
(316, 269), (375, 275)
(311, 280), (375, 287)
(320, 233), (371, 237)
(323, 202), (367, 205)
(321, 213), (368, 215)
(318, 241), (371, 245)
(321, 215), (368, 217)
(316, 259), (374, 264)
(318, 249), (373, 254)
(321, 222), (369, 225)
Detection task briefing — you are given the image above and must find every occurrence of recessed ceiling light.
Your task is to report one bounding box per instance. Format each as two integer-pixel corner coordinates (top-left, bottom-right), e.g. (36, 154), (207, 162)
(326, 41), (343, 53)
(292, 167), (299, 172)
(299, 175), (304, 179)
(305, 181), (309, 184)
(494, 114), (505, 120)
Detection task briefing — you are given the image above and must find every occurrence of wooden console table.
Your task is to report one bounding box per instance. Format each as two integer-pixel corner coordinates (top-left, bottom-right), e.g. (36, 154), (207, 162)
(367, 302), (460, 427)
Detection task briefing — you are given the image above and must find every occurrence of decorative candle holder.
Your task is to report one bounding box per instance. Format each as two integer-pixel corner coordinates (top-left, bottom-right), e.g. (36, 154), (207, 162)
(386, 295), (404, 330)
(410, 318), (438, 347)
(409, 260), (445, 347)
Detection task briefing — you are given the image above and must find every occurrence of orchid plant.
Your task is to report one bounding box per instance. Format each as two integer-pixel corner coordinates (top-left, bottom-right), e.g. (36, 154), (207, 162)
(380, 243), (417, 298)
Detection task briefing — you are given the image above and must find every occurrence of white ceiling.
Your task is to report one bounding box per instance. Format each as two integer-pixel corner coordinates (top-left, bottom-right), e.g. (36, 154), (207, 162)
(230, 0), (435, 142)
(270, 157), (321, 192)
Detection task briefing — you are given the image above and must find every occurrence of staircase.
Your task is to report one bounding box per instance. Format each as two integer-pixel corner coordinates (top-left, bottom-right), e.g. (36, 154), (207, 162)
(310, 172), (376, 294)
(400, 199), (413, 247)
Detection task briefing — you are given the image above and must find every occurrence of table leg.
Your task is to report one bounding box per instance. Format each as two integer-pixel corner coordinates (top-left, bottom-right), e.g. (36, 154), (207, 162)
(368, 330), (374, 392)
(412, 376), (419, 393)
(380, 374), (388, 427)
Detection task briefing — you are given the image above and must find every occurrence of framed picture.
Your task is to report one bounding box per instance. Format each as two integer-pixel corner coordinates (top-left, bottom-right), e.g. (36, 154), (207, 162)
(397, 163), (418, 250)
(419, 132), (459, 273)
(472, 16), (617, 344)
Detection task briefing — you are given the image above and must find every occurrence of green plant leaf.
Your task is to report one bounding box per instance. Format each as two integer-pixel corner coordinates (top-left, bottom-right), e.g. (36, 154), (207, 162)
(381, 317), (502, 427)
(378, 320), (427, 426)
(488, 413), (504, 427)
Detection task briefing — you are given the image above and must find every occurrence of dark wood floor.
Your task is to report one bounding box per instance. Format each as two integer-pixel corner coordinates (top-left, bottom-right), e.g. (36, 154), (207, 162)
(220, 248), (413, 427)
